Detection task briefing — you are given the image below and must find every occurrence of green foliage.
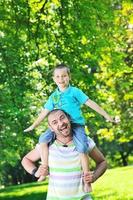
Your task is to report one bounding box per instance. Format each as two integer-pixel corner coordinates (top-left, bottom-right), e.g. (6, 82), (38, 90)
(0, 0), (132, 185)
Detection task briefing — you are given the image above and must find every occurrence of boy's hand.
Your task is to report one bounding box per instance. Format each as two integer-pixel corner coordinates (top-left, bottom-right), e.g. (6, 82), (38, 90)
(105, 116), (120, 124)
(24, 125), (34, 132)
(113, 116), (121, 124)
(105, 115), (114, 123)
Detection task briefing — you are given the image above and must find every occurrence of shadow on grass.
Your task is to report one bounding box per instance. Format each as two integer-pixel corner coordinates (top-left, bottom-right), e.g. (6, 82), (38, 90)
(0, 182), (48, 200)
(0, 191), (47, 200)
(0, 181), (47, 193)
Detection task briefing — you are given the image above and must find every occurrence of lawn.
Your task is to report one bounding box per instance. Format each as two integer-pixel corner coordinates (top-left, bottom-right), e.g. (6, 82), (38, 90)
(0, 166), (132, 200)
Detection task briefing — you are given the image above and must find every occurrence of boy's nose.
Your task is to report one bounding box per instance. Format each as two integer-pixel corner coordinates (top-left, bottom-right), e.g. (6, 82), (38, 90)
(59, 76), (63, 81)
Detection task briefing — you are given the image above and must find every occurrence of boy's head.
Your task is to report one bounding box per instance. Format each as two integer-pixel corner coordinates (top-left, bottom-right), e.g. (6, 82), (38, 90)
(53, 64), (71, 91)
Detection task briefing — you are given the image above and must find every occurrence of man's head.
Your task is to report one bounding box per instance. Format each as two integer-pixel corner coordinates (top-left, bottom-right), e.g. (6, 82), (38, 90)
(48, 109), (71, 138)
(52, 64), (71, 91)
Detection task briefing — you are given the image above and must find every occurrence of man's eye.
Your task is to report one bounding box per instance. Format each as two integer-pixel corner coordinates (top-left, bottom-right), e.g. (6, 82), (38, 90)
(60, 115), (65, 120)
(52, 121), (57, 125)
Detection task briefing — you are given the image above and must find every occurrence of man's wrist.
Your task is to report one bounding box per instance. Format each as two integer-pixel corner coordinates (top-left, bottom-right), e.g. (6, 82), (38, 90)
(31, 168), (38, 176)
(92, 171), (97, 183)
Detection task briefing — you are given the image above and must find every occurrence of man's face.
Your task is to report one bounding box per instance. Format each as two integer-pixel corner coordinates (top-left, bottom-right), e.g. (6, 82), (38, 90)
(48, 110), (71, 137)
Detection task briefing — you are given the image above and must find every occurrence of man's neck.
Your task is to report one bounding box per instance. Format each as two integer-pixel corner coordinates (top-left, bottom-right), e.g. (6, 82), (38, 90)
(56, 135), (72, 145)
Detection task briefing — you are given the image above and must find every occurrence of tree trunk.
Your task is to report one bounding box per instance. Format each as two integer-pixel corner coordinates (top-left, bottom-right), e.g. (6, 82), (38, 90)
(120, 152), (128, 166)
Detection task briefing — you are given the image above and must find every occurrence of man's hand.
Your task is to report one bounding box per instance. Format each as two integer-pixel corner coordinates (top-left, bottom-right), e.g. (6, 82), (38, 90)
(24, 125), (34, 132)
(83, 171), (94, 184)
(35, 165), (49, 178)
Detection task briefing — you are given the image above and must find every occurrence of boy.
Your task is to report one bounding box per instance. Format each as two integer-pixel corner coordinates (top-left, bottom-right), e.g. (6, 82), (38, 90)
(24, 64), (117, 192)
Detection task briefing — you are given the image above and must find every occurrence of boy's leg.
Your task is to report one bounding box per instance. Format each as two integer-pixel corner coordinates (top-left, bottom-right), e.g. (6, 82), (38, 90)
(80, 153), (92, 192)
(72, 124), (92, 192)
(35, 129), (55, 181)
(35, 143), (49, 181)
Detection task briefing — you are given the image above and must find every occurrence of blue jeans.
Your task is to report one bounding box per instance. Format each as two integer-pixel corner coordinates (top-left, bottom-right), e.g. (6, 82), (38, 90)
(39, 124), (89, 153)
(39, 128), (55, 145)
(72, 124), (89, 153)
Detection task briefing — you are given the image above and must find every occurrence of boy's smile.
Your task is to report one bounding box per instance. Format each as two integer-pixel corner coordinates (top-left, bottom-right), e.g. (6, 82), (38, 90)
(53, 68), (70, 91)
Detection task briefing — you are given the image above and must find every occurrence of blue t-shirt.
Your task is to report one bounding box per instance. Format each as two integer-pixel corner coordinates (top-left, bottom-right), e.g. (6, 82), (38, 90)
(44, 85), (89, 125)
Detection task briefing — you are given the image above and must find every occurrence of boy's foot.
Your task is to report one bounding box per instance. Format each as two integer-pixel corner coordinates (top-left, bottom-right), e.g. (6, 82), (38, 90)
(37, 175), (46, 182)
(83, 172), (92, 193)
(84, 183), (92, 193)
(35, 165), (48, 178)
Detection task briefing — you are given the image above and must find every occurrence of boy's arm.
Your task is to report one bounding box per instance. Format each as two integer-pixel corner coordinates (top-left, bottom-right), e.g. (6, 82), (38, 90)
(85, 99), (114, 122)
(24, 108), (50, 132)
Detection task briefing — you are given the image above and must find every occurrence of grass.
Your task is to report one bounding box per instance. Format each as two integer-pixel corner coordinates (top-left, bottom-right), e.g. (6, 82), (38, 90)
(0, 166), (132, 200)
(92, 166), (133, 200)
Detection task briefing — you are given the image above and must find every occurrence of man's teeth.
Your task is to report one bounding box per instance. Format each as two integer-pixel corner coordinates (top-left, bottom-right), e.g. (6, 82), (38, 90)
(60, 126), (67, 131)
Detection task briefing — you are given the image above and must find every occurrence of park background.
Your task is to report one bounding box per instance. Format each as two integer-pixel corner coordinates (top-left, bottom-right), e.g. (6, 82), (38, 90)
(0, 0), (133, 199)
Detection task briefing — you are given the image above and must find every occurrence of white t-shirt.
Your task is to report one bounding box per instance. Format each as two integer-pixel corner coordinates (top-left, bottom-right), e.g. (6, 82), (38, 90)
(36, 137), (95, 200)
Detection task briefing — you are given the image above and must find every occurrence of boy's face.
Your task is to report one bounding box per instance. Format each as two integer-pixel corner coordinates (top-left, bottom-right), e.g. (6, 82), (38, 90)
(53, 68), (70, 91)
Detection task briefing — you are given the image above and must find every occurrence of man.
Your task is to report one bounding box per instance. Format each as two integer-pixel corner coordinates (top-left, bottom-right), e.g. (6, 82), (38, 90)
(22, 109), (107, 200)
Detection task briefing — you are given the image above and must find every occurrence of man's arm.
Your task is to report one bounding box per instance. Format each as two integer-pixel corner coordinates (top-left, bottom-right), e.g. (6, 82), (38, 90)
(85, 99), (114, 123)
(21, 148), (40, 174)
(89, 146), (107, 183)
(24, 108), (50, 132)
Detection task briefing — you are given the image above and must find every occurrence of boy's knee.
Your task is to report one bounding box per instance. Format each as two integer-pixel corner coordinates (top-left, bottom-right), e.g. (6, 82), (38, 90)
(76, 144), (88, 153)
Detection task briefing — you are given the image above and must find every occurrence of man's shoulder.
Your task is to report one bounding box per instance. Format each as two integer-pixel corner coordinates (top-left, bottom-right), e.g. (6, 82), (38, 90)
(87, 136), (96, 152)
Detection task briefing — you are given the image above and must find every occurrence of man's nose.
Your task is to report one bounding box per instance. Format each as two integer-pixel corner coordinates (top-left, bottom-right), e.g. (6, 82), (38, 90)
(58, 120), (63, 127)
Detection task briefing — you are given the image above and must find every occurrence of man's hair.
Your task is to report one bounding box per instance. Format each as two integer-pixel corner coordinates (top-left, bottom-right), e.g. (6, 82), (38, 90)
(53, 63), (70, 75)
(47, 109), (71, 124)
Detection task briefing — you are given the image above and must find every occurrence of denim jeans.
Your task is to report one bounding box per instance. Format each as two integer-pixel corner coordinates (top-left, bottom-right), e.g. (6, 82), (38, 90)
(39, 124), (89, 153)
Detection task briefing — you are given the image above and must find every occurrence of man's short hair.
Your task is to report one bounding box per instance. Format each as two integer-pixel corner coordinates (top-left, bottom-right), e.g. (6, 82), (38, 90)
(47, 109), (71, 123)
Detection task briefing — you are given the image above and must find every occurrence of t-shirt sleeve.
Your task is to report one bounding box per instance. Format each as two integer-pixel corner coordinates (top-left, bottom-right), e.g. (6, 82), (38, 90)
(43, 95), (54, 111)
(87, 137), (96, 153)
(74, 87), (89, 104)
(35, 144), (41, 155)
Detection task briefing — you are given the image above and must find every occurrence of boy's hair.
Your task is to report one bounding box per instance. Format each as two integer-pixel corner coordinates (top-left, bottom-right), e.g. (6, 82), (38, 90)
(53, 63), (70, 75)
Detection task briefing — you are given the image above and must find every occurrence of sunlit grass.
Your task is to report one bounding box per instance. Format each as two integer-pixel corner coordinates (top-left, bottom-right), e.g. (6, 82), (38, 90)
(92, 166), (133, 200)
(0, 166), (132, 200)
